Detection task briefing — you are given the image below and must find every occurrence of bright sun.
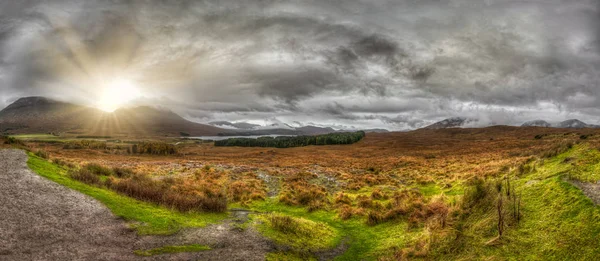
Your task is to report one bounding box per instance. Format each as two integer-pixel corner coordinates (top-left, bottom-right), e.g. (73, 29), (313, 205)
(98, 78), (140, 112)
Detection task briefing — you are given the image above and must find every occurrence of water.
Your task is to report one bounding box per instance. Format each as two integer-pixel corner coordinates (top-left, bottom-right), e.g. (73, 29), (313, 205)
(187, 135), (296, 141)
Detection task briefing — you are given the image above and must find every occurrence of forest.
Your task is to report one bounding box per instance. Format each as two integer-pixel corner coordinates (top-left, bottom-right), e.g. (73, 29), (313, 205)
(214, 131), (366, 148)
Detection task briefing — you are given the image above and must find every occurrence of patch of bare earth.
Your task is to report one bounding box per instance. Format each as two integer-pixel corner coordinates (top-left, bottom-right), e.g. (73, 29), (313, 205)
(568, 179), (600, 205)
(0, 149), (273, 261)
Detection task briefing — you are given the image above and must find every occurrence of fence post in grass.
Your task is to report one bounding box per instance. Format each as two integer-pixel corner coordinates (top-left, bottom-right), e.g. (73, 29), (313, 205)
(497, 194), (504, 237)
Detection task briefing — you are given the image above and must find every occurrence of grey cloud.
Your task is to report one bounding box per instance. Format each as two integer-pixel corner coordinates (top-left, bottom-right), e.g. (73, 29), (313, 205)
(1, 0), (600, 130)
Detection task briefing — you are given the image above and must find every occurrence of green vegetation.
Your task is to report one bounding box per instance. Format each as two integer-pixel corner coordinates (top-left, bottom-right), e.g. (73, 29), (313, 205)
(34, 149), (49, 159)
(15, 131), (600, 260)
(129, 141), (178, 155)
(66, 162), (228, 213)
(2, 135), (25, 145)
(134, 244), (211, 256)
(427, 144), (600, 260)
(257, 213), (337, 252)
(63, 140), (108, 149)
(8, 133), (59, 140)
(214, 131), (365, 148)
(249, 199), (420, 260)
(27, 154), (226, 235)
(249, 144), (600, 260)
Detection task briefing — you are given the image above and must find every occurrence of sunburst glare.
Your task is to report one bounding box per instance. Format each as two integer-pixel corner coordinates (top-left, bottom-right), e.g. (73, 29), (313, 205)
(97, 78), (140, 112)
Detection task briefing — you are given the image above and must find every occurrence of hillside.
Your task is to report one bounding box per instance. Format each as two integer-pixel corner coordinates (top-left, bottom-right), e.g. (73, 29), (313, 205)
(423, 117), (476, 129)
(0, 97), (227, 137)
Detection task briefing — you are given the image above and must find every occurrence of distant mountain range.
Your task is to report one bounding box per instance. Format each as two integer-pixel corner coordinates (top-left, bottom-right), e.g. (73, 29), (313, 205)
(424, 117), (600, 130)
(208, 120), (388, 136)
(0, 97), (388, 136)
(0, 97), (227, 136)
(521, 119), (600, 128)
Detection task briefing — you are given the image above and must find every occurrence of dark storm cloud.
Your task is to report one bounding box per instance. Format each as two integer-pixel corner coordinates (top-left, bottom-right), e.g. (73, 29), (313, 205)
(1, 0), (600, 129)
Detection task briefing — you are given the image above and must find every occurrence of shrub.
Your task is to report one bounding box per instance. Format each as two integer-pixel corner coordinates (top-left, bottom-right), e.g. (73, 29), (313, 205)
(63, 140), (107, 150)
(68, 169), (101, 185)
(338, 206), (353, 220)
(371, 188), (386, 200)
(3, 136), (25, 146)
(109, 174), (227, 212)
(334, 192), (352, 205)
(130, 142), (178, 155)
(112, 167), (134, 178)
(366, 211), (384, 226)
(34, 150), (49, 159)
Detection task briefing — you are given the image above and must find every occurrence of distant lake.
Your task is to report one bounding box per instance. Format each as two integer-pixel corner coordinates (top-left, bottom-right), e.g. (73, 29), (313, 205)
(187, 135), (296, 141)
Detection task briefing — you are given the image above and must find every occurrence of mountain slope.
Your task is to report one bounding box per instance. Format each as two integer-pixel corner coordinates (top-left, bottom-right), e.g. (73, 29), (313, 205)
(423, 117), (476, 129)
(521, 120), (551, 127)
(557, 119), (596, 129)
(0, 97), (227, 136)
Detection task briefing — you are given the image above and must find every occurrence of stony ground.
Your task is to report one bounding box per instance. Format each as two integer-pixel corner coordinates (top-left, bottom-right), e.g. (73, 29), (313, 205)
(0, 149), (273, 261)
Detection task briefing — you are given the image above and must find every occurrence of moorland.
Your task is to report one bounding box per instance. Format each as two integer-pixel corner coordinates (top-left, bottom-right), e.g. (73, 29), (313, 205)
(2, 125), (600, 260)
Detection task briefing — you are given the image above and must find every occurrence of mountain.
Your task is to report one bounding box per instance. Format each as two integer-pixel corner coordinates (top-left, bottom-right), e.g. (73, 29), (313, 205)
(423, 117), (476, 130)
(521, 120), (551, 127)
(557, 119), (597, 129)
(216, 125), (338, 136)
(362, 128), (389, 133)
(295, 126), (336, 135)
(209, 121), (261, 130)
(0, 97), (227, 136)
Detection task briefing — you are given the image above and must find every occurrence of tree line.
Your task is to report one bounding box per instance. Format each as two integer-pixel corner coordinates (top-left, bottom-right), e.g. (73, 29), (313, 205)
(214, 131), (366, 148)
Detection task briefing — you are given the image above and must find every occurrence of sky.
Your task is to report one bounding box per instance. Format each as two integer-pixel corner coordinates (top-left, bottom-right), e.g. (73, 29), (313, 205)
(0, 0), (599, 130)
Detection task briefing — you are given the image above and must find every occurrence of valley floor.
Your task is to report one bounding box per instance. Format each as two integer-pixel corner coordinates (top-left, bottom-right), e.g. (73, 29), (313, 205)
(2, 127), (600, 260)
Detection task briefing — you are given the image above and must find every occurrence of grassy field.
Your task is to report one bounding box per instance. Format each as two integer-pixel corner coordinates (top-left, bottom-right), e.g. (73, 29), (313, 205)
(5, 127), (600, 260)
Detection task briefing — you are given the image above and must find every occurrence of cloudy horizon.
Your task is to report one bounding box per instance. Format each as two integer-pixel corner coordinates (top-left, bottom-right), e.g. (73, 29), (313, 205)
(1, 0), (599, 130)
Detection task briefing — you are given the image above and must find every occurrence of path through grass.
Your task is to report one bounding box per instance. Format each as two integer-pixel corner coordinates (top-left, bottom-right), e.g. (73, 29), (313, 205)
(27, 153), (227, 235)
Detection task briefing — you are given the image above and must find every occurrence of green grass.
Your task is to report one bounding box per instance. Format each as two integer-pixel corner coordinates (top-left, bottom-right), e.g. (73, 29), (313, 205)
(257, 213), (337, 251)
(418, 183), (442, 197)
(250, 199), (420, 260)
(134, 244), (211, 256)
(429, 144), (600, 260)
(9, 134), (59, 139)
(26, 153), (227, 235)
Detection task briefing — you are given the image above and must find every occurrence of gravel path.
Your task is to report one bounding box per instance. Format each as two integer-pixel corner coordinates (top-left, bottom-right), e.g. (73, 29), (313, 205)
(0, 149), (273, 261)
(0, 149), (140, 261)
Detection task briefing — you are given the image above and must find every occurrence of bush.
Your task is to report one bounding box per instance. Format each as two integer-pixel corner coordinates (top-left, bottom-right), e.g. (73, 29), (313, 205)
(63, 140), (107, 150)
(109, 174), (227, 212)
(112, 167), (134, 178)
(338, 206), (353, 220)
(129, 142), (178, 155)
(34, 150), (49, 159)
(68, 169), (101, 185)
(3, 136), (25, 146)
(366, 211), (384, 226)
(84, 163), (114, 176)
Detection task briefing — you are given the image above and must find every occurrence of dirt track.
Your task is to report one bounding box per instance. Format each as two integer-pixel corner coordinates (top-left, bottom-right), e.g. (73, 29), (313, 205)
(0, 149), (272, 261)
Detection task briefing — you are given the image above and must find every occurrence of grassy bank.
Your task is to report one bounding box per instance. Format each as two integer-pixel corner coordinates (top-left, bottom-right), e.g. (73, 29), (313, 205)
(27, 153), (227, 235)
(428, 144), (600, 260)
